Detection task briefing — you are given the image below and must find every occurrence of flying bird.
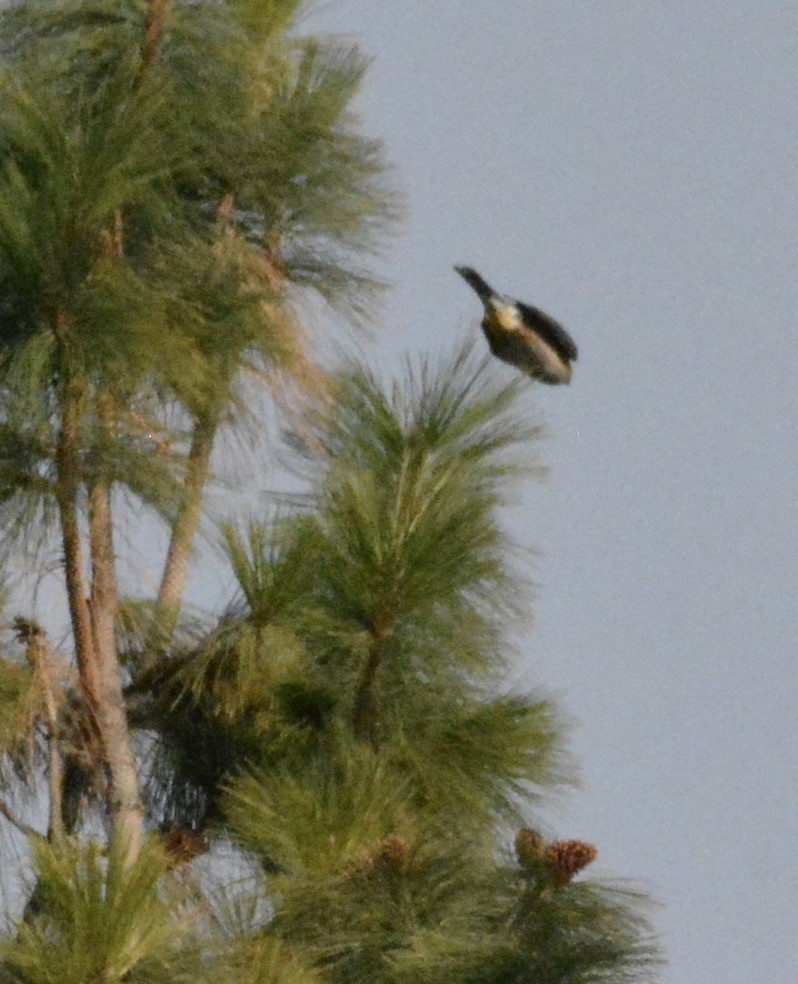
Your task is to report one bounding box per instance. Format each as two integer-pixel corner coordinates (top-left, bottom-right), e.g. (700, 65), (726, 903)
(455, 266), (578, 384)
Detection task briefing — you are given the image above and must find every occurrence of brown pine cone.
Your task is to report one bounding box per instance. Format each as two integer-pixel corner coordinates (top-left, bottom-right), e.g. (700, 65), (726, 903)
(546, 839), (597, 884)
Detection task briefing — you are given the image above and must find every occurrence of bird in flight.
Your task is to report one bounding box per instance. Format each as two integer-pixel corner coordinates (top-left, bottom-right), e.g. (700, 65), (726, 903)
(455, 266), (578, 384)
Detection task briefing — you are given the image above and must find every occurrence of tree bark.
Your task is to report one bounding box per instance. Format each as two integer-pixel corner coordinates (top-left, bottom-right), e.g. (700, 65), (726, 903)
(88, 489), (144, 860)
(56, 376), (143, 861)
(156, 415), (216, 642)
(87, 395), (144, 861)
(56, 379), (101, 708)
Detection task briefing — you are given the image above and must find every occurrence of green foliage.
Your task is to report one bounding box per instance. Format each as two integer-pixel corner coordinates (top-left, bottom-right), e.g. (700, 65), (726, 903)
(0, 0), (398, 561)
(137, 350), (565, 832)
(0, 657), (33, 760)
(221, 520), (314, 630)
(305, 348), (540, 642)
(269, 842), (658, 984)
(125, 349), (658, 982)
(212, 351), (656, 981)
(385, 695), (564, 835)
(0, 837), (208, 983)
(0, 0), (146, 93)
(383, 868), (658, 984)
(0, 77), (173, 347)
(227, 0), (308, 41)
(226, 749), (413, 877)
(224, 935), (322, 984)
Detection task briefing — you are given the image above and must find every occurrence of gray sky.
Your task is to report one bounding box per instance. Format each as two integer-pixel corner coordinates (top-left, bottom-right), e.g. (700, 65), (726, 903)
(302, 2), (798, 981)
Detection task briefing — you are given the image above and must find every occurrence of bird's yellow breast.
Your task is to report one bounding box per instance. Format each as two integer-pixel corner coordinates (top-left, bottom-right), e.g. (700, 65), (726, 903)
(485, 303), (522, 334)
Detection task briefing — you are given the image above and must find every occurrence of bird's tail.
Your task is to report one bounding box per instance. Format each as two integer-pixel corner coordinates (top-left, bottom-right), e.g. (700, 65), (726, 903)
(454, 265), (495, 303)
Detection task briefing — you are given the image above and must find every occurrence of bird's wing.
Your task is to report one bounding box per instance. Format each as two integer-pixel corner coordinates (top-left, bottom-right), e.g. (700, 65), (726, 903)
(516, 301), (578, 361)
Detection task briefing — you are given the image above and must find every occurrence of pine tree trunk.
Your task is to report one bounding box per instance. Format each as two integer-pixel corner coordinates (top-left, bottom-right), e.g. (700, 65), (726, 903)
(156, 415), (216, 640)
(88, 475), (144, 861)
(56, 380), (101, 706)
(57, 379), (143, 861)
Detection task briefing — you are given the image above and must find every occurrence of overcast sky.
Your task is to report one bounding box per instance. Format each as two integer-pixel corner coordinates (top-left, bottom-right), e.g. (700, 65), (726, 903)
(299, 3), (798, 981)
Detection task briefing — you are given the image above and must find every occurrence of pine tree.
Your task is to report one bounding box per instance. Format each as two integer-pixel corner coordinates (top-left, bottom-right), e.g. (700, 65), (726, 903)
(139, 350), (658, 983)
(0, 1), (659, 981)
(0, 0), (395, 860)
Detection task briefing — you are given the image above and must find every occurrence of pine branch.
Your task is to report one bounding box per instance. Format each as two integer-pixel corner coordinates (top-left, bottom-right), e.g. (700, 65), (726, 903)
(137, 0), (170, 86)
(352, 611), (393, 746)
(14, 617), (66, 844)
(155, 412), (217, 643)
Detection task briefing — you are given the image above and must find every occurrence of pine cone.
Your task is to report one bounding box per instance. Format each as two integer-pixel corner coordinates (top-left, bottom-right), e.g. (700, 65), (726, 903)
(546, 839), (597, 884)
(162, 827), (209, 869)
(344, 836), (411, 878)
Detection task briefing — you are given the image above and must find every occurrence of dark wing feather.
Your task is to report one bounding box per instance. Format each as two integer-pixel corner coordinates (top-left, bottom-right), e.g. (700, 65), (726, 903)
(516, 301), (578, 362)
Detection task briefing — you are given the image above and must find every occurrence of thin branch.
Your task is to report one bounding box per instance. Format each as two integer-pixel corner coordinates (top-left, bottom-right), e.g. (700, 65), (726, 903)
(155, 412), (217, 643)
(0, 798), (40, 841)
(137, 0), (170, 87)
(352, 612), (393, 746)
